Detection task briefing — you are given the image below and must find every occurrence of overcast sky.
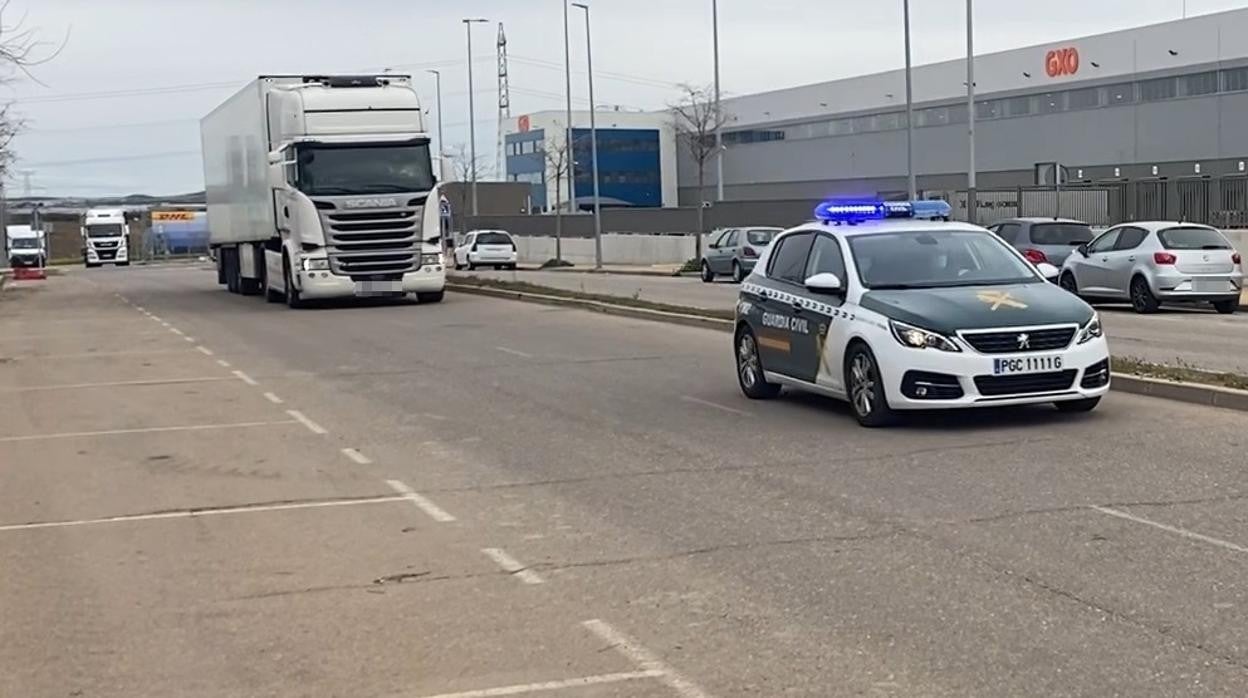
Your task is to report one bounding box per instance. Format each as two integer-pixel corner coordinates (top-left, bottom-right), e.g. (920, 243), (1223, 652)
(6, 0), (1245, 197)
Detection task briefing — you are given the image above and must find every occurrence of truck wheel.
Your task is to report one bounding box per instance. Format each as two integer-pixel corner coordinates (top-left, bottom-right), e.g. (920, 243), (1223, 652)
(284, 259), (306, 309)
(417, 291), (445, 304)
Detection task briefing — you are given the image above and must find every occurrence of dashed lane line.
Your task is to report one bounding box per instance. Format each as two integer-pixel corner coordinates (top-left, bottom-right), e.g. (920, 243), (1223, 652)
(0, 419), (299, 443)
(263, 392), (285, 405)
(582, 619), (713, 698)
(233, 370), (259, 386)
(414, 670), (665, 698)
(0, 495), (411, 533)
(217, 359), (232, 368)
(385, 480), (457, 522)
(196, 345), (214, 356)
(495, 346), (534, 359)
(286, 409), (328, 435)
(481, 548), (545, 585)
(680, 395), (752, 417)
(341, 448), (372, 465)
(1092, 505), (1248, 555)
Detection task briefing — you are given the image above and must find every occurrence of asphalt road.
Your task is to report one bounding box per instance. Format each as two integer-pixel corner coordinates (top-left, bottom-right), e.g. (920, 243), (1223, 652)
(4, 266), (1248, 696)
(458, 268), (1248, 374)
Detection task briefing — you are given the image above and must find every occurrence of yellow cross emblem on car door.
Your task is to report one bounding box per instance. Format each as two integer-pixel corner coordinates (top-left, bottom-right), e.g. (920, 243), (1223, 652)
(976, 290), (1028, 310)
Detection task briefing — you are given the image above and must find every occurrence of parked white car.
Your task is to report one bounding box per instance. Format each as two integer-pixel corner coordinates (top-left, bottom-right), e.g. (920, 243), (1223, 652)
(454, 230), (518, 271)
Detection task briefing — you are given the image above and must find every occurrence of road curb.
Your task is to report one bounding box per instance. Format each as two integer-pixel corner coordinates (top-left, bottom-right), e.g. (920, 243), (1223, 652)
(450, 280), (1248, 414)
(446, 282), (735, 332)
(1109, 373), (1248, 412)
(517, 266), (689, 278)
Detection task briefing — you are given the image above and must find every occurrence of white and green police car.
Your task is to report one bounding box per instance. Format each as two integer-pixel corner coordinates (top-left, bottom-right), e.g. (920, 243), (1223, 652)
(734, 200), (1110, 427)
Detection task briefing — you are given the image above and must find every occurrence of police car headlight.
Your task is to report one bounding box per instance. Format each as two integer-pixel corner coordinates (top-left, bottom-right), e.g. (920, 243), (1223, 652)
(890, 320), (962, 352)
(1077, 313), (1103, 344)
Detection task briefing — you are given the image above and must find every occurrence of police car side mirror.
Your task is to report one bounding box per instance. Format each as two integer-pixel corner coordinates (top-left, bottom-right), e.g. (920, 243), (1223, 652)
(805, 272), (844, 295)
(1036, 262), (1061, 281)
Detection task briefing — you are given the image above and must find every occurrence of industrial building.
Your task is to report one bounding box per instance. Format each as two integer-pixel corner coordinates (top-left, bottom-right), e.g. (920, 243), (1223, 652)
(502, 110), (678, 211)
(700, 7), (1248, 208)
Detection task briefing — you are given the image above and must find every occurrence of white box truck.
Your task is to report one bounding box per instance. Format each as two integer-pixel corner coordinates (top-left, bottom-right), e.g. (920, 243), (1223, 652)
(6, 224), (46, 268)
(81, 208), (130, 267)
(201, 74), (447, 307)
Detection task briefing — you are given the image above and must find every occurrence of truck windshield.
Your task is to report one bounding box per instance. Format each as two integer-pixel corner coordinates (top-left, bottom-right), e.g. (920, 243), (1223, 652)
(86, 224), (124, 237)
(10, 238), (39, 249)
(297, 142), (435, 196)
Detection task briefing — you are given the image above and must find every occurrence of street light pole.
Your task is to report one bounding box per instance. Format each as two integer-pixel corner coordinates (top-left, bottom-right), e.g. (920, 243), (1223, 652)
(572, 3), (602, 269)
(463, 18), (488, 217)
(563, 0), (576, 214)
(966, 0), (977, 224)
(903, 0), (916, 201)
(427, 69), (444, 162)
(713, 0), (724, 202)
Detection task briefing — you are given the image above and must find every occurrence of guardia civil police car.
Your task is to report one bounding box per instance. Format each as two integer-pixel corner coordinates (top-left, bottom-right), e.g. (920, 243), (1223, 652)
(734, 200), (1111, 427)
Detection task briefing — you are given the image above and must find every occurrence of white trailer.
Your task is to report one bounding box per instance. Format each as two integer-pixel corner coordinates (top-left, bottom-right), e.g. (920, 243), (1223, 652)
(201, 75), (447, 307)
(81, 208), (130, 267)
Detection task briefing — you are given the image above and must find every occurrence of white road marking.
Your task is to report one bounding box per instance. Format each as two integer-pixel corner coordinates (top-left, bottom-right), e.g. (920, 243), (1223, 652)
(0, 330), (168, 343)
(160, 321), (171, 328)
(7, 348), (197, 361)
(0, 376), (233, 392)
(495, 346), (533, 359)
(481, 548), (544, 585)
(582, 619), (712, 698)
(135, 307), (145, 313)
(263, 392), (284, 405)
(150, 316), (162, 322)
(169, 327), (185, 336)
(419, 436), (483, 447)
(0, 419), (298, 443)
(233, 370), (259, 386)
(183, 336), (196, 343)
(196, 345), (214, 356)
(385, 479), (456, 522)
(0, 495), (410, 533)
(1092, 505), (1248, 555)
(680, 395), (751, 417)
(414, 671), (663, 698)
(286, 409), (328, 435)
(420, 412), (448, 421)
(217, 359), (232, 368)
(341, 447), (372, 465)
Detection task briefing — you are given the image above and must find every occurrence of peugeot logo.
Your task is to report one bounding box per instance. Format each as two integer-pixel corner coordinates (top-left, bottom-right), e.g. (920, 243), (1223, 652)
(1017, 333), (1031, 349)
(343, 197), (399, 209)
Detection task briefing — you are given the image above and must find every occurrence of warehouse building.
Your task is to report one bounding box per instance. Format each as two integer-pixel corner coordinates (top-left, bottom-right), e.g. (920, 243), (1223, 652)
(696, 7), (1248, 209)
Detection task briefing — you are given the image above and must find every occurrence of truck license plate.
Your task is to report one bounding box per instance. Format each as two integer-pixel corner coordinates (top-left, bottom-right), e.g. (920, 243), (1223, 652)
(993, 355), (1064, 375)
(354, 280), (403, 296)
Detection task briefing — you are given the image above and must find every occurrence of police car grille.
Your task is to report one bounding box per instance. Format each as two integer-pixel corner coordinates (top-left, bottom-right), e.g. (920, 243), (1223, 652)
(962, 327), (1075, 354)
(322, 208), (422, 276)
(975, 370), (1078, 396)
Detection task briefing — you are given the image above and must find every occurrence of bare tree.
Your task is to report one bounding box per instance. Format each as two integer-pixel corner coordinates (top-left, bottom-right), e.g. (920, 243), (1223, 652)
(543, 125), (573, 264)
(669, 84), (728, 259)
(0, 1), (67, 181)
(445, 143), (494, 235)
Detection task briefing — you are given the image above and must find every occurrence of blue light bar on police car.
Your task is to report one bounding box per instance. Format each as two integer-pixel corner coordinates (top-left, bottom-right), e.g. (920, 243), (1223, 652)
(814, 198), (952, 223)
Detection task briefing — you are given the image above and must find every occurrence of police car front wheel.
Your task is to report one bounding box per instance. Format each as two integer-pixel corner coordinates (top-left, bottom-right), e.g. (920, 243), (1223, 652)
(736, 328), (781, 399)
(846, 345), (897, 427)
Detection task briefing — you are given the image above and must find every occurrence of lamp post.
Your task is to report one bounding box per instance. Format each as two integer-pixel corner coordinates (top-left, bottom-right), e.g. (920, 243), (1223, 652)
(966, 0), (977, 224)
(903, 0), (916, 201)
(571, 2), (603, 269)
(463, 18), (488, 216)
(563, 0), (577, 214)
(713, 0), (724, 202)
(426, 69), (444, 161)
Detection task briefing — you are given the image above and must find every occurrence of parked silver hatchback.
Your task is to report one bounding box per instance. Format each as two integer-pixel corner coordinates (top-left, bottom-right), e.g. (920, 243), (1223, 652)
(988, 218), (1096, 268)
(1059, 222), (1243, 314)
(701, 227), (782, 283)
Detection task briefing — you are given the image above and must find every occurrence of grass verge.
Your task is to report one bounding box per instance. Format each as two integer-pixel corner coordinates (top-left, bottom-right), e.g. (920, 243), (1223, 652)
(1112, 356), (1248, 392)
(448, 274), (734, 321)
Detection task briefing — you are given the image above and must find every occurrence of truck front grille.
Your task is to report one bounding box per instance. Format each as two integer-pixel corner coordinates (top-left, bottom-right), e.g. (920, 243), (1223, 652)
(321, 207), (423, 277)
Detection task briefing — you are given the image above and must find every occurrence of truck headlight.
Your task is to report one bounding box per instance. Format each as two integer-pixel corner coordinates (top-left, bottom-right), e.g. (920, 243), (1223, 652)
(303, 258), (330, 271)
(889, 320), (962, 352)
(421, 254), (442, 266)
(1077, 313), (1103, 344)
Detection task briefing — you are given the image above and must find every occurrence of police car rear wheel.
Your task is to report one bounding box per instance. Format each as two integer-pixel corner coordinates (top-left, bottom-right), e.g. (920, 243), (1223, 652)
(701, 261), (715, 283)
(846, 345), (896, 427)
(736, 329), (781, 399)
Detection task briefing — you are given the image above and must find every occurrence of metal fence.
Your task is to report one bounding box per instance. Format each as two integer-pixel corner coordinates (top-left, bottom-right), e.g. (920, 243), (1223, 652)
(948, 175), (1248, 228)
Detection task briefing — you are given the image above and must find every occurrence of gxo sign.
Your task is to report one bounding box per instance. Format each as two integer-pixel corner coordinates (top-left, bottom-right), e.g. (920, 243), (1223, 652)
(1045, 47), (1080, 78)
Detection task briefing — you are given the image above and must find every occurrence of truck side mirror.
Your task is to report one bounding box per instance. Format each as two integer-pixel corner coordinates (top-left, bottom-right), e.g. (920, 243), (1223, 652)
(267, 151), (286, 190)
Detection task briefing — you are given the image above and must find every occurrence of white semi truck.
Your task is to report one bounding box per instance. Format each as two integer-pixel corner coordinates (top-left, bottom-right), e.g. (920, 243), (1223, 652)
(201, 74), (447, 307)
(81, 208), (130, 267)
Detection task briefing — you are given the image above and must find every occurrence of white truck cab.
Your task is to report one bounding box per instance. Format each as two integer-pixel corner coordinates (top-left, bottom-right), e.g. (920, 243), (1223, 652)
(6, 224), (46, 268)
(202, 75), (447, 307)
(81, 208), (130, 267)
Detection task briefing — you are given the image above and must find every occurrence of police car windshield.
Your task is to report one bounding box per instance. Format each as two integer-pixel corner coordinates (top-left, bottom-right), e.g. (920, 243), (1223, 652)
(850, 230), (1039, 289)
